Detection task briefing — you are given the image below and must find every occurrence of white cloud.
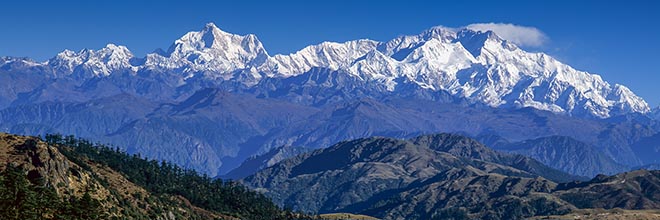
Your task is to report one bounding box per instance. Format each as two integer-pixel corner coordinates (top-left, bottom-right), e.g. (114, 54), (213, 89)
(466, 23), (548, 47)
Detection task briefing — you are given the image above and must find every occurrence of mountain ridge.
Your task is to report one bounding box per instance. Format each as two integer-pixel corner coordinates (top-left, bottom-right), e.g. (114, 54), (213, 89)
(242, 134), (660, 219)
(490, 136), (629, 177)
(0, 23), (651, 118)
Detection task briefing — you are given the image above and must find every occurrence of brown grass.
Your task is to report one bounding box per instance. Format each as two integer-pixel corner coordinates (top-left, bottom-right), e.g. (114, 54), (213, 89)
(318, 213), (380, 220)
(528, 208), (660, 220)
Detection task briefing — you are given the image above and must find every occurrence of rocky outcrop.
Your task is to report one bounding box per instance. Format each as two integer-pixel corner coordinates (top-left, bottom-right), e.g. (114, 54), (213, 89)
(0, 133), (104, 199)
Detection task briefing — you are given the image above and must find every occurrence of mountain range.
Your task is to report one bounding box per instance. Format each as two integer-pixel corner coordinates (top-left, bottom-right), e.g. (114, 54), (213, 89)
(0, 23), (651, 118)
(1, 23), (659, 177)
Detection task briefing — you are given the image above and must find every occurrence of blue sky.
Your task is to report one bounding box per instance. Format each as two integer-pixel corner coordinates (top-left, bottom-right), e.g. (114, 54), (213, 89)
(1, 0), (658, 106)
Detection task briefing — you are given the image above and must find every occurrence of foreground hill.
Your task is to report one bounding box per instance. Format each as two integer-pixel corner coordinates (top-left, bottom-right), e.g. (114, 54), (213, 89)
(243, 134), (660, 220)
(0, 133), (306, 219)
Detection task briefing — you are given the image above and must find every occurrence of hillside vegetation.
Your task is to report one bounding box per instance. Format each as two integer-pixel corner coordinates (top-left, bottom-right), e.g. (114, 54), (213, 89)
(0, 133), (306, 219)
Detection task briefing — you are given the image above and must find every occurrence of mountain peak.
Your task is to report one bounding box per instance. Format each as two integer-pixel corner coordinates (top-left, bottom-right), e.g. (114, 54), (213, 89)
(46, 43), (134, 77)
(204, 22), (219, 30)
(150, 22), (269, 74)
(454, 28), (509, 57)
(420, 26), (457, 42)
(197, 22), (234, 49)
(173, 23), (235, 50)
(611, 84), (651, 111)
(200, 22), (233, 36)
(103, 43), (130, 51)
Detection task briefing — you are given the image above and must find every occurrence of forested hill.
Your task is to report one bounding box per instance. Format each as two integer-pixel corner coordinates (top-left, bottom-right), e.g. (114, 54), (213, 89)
(0, 132), (309, 219)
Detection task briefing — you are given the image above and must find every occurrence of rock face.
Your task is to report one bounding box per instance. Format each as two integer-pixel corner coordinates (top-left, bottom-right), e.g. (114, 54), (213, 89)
(242, 134), (660, 220)
(491, 136), (629, 177)
(0, 133), (96, 198)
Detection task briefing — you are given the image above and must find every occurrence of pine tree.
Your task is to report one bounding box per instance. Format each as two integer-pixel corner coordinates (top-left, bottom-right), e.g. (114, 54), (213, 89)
(0, 164), (39, 220)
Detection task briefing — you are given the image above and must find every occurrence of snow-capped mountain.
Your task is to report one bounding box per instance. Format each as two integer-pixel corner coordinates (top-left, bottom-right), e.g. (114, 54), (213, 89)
(261, 39), (380, 76)
(143, 23), (269, 77)
(0, 23), (651, 118)
(259, 26), (650, 118)
(47, 44), (136, 78)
